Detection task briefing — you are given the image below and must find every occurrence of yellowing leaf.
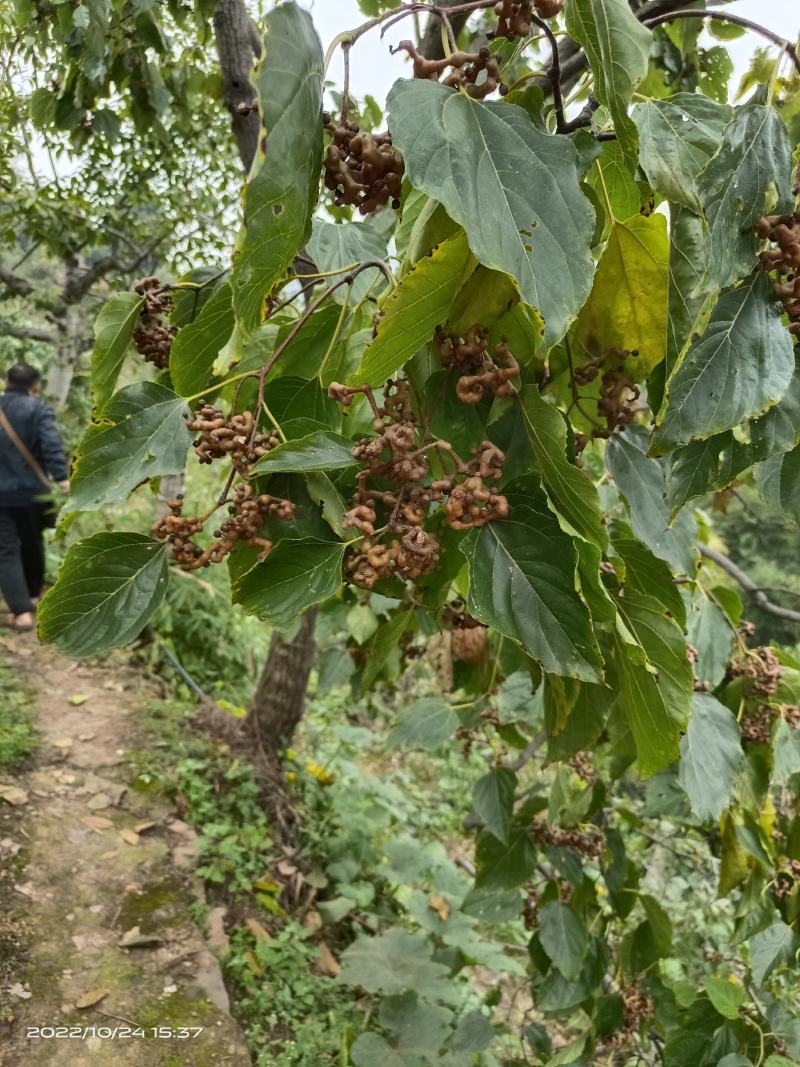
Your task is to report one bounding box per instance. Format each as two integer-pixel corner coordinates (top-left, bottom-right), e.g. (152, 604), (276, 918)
(428, 894), (450, 921)
(68, 694), (91, 706)
(718, 811), (751, 896)
(574, 213), (669, 379)
(305, 762), (335, 785)
(350, 230), (476, 386)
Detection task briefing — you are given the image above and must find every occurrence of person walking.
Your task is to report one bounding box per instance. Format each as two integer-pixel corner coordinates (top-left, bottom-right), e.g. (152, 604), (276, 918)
(0, 363), (69, 632)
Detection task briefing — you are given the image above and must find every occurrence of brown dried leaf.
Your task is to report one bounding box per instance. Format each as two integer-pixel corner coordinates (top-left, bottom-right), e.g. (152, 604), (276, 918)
(75, 987), (110, 1009)
(315, 943), (342, 977)
(244, 918), (272, 941)
(118, 828), (140, 846)
(82, 816), (113, 831)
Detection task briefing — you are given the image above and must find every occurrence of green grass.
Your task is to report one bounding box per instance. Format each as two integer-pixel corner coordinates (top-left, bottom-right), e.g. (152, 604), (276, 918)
(0, 658), (37, 767)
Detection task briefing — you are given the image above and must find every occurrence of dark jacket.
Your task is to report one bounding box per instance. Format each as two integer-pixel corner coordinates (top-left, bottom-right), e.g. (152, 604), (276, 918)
(0, 387), (69, 506)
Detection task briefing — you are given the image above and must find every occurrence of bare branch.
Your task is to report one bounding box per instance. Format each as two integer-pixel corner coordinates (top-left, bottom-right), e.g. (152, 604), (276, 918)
(696, 542), (800, 624)
(0, 319), (58, 344)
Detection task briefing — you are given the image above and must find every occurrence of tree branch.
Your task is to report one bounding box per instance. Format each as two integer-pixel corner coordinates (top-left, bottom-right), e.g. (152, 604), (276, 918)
(0, 264), (34, 300)
(419, 0), (471, 60)
(696, 542), (800, 624)
(0, 319), (58, 344)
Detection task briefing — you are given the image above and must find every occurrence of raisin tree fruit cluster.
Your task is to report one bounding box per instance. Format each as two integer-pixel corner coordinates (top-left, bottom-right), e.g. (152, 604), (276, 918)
(433, 324), (520, 403)
(529, 820), (605, 858)
(152, 486), (294, 570)
(490, 0), (563, 40)
(328, 378), (509, 590)
(323, 114), (404, 214)
(571, 348), (641, 458)
(444, 605), (489, 663)
(187, 404), (280, 473)
(133, 276), (176, 369)
(757, 211), (800, 335)
(393, 41), (506, 100)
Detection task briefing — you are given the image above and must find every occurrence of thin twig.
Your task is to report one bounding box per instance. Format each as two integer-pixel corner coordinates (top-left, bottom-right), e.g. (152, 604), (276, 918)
(696, 542), (800, 624)
(644, 10), (800, 76)
(531, 14), (566, 132)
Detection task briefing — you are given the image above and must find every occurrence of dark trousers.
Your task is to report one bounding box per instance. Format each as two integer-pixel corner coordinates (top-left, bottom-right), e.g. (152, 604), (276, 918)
(0, 506), (47, 615)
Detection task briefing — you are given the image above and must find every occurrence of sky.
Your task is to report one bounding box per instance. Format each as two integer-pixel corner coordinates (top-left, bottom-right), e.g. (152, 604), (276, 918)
(304, 0), (799, 112)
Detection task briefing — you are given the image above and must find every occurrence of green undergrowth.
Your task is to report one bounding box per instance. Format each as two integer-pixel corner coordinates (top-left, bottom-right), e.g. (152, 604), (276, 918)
(0, 654), (37, 768)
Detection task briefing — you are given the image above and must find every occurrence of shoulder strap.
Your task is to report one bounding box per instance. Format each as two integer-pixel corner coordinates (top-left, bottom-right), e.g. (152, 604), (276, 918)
(0, 404), (51, 490)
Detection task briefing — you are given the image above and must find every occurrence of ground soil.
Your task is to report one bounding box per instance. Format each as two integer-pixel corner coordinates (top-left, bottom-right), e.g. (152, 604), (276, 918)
(0, 633), (251, 1066)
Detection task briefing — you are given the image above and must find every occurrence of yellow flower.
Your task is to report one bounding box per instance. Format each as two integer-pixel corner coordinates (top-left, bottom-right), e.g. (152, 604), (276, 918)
(305, 762), (335, 785)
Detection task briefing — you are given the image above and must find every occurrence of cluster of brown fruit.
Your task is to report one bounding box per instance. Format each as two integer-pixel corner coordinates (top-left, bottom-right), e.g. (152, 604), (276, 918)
(444, 604), (489, 663)
(323, 114), (403, 214)
(132, 276), (176, 370)
(529, 820), (605, 858)
(152, 486), (294, 571)
(572, 348), (641, 457)
(773, 858), (800, 901)
(491, 0), (563, 40)
(186, 404), (280, 473)
(328, 378), (509, 590)
(726, 646), (783, 699)
(757, 212), (800, 336)
(393, 40), (506, 100)
(433, 324), (520, 403)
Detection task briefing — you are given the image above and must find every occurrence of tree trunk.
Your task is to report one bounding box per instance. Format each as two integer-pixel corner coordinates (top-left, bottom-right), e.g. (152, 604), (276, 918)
(213, 0), (262, 174)
(250, 608), (318, 758)
(44, 305), (82, 409)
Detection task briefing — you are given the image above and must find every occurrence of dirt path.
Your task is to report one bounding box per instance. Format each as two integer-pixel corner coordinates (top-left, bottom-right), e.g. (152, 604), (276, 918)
(0, 635), (250, 1066)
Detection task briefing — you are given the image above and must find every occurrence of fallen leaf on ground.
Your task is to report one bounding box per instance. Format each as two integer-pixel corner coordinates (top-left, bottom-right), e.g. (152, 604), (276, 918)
(245, 917), (271, 941)
(53, 738), (73, 750)
(315, 943), (341, 977)
(87, 793), (111, 811)
(75, 988), (110, 1009)
(82, 816), (113, 831)
(68, 695), (91, 706)
(0, 785), (28, 806)
(8, 983), (31, 999)
(119, 926), (162, 949)
(78, 733), (96, 741)
(134, 821), (157, 834)
(118, 828), (140, 846)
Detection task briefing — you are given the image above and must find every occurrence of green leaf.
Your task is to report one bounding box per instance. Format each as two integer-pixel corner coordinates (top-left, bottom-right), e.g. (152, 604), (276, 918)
(757, 443), (800, 524)
(664, 367), (800, 509)
(472, 768), (517, 844)
(654, 272), (795, 452)
(615, 588), (693, 772)
(699, 103), (793, 290)
(350, 229), (475, 385)
(448, 1010), (494, 1053)
(705, 977), (748, 1020)
(665, 204), (709, 387)
(346, 602), (379, 646)
(169, 281), (234, 397)
(605, 426), (697, 574)
(388, 697), (459, 750)
(232, 537), (344, 628)
(609, 521), (686, 626)
(772, 716), (800, 785)
(307, 219), (388, 306)
(251, 431), (357, 474)
(349, 1034), (406, 1067)
(339, 928), (453, 999)
(231, 3), (323, 331)
(90, 292), (143, 412)
(460, 478), (602, 681)
(748, 921), (797, 986)
(475, 826), (537, 890)
(538, 901), (588, 981)
(380, 991), (453, 1058)
(686, 593), (734, 689)
(39, 533), (168, 657)
(679, 694), (743, 821)
(634, 94), (732, 211)
(518, 388), (606, 550)
(640, 894), (672, 956)
(361, 608), (414, 691)
(64, 383), (191, 515)
(565, 0), (652, 167)
(573, 212), (669, 379)
(387, 80), (595, 345)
